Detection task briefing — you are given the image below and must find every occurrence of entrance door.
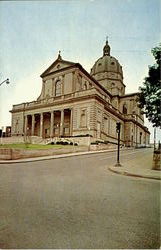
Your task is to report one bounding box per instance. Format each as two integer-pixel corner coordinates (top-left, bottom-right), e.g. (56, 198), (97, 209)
(45, 128), (50, 138)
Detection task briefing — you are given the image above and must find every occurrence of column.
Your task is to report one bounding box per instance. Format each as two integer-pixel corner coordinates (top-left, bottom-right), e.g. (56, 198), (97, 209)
(70, 108), (73, 136)
(31, 114), (35, 136)
(60, 109), (64, 136)
(24, 115), (28, 135)
(40, 113), (43, 138)
(50, 111), (54, 138)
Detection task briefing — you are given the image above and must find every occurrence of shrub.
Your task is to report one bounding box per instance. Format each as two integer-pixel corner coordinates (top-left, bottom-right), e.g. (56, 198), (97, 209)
(91, 142), (98, 145)
(63, 141), (69, 145)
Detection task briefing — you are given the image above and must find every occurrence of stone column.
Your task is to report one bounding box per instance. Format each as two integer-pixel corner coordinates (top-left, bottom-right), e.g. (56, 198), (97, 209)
(50, 111), (54, 138)
(70, 108), (73, 136)
(31, 114), (35, 136)
(60, 109), (64, 136)
(40, 113), (43, 138)
(24, 115), (28, 135)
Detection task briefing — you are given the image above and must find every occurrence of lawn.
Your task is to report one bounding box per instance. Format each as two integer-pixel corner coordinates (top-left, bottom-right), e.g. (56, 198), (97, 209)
(0, 143), (73, 150)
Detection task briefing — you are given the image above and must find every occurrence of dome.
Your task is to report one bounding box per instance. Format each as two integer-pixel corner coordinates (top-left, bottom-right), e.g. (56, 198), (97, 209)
(90, 39), (125, 96)
(90, 55), (123, 76)
(90, 39), (123, 77)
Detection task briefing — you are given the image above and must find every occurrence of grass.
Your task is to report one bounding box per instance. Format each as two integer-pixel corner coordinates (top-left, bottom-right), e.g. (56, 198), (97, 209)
(0, 143), (72, 150)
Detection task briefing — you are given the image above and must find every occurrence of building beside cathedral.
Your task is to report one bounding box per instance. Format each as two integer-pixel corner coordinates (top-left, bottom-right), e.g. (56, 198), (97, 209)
(10, 40), (150, 147)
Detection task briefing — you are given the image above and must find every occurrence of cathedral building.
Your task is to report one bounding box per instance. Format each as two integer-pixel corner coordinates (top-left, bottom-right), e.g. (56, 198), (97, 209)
(10, 40), (150, 147)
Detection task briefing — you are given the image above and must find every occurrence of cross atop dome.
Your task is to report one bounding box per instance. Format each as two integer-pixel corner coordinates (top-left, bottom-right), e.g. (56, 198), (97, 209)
(103, 36), (110, 56)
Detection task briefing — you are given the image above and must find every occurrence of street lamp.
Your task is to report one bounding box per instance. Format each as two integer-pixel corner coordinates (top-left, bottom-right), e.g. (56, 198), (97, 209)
(115, 122), (122, 167)
(0, 78), (10, 86)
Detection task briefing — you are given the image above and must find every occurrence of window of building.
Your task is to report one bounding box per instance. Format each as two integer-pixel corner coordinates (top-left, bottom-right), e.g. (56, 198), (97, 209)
(104, 117), (108, 134)
(83, 83), (87, 90)
(111, 62), (115, 65)
(55, 80), (62, 96)
(80, 110), (87, 127)
(123, 104), (127, 114)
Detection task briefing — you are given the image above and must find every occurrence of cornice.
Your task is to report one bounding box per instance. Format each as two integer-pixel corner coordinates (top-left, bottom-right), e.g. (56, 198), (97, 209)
(10, 92), (149, 134)
(40, 58), (76, 78)
(119, 92), (139, 98)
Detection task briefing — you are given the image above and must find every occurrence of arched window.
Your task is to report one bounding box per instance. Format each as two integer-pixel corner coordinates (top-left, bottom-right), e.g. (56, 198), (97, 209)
(83, 83), (87, 90)
(123, 104), (127, 114)
(55, 80), (62, 96)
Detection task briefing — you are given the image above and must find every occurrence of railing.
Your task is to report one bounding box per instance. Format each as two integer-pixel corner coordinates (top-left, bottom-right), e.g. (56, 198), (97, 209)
(12, 89), (97, 110)
(12, 88), (121, 115)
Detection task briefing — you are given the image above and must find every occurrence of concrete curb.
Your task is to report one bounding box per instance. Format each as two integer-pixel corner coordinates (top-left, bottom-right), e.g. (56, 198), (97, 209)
(0, 148), (119, 164)
(108, 166), (161, 181)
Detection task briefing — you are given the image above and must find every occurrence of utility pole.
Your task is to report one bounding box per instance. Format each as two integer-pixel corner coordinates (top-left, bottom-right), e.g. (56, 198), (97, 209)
(115, 122), (122, 167)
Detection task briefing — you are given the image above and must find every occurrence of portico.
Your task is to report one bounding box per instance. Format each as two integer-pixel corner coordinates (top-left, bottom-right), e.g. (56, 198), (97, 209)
(24, 108), (72, 138)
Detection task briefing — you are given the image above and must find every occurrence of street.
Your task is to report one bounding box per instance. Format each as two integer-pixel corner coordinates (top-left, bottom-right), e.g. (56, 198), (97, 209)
(0, 148), (160, 249)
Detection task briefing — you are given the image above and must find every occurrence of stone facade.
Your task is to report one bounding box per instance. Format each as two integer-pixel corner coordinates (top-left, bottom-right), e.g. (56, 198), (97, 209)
(10, 41), (150, 146)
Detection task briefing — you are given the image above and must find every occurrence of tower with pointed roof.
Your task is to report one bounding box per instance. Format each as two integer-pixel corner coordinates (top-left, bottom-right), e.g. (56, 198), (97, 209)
(91, 39), (125, 96)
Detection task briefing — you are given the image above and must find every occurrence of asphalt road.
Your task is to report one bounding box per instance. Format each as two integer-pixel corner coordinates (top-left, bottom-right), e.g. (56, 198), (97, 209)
(0, 149), (160, 249)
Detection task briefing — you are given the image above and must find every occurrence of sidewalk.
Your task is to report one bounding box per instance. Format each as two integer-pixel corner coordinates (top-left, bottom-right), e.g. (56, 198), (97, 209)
(0, 148), (160, 180)
(109, 149), (161, 181)
(0, 148), (117, 164)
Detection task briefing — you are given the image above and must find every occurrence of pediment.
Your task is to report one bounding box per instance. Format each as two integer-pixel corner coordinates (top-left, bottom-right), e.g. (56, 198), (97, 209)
(40, 58), (76, 78)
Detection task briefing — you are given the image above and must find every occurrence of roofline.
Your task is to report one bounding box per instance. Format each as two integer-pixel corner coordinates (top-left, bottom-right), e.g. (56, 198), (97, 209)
(40, 58), (76, 78)
(40, 62), (113, 98)
(77, 64), (113, 98)
(40, 63), (76, 78)
(119, 92), (139, 98)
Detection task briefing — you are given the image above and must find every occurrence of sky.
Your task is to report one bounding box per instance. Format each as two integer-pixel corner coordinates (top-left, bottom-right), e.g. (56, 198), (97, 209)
(0, 0), (160, 142)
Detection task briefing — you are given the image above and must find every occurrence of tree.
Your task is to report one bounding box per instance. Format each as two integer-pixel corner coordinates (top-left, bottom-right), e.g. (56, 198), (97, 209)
(138, 44), (161, 128)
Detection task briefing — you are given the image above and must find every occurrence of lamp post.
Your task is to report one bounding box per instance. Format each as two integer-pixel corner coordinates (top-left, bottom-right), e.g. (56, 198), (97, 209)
(0, 78), (10, 86)
(115, 122), (122, 167)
